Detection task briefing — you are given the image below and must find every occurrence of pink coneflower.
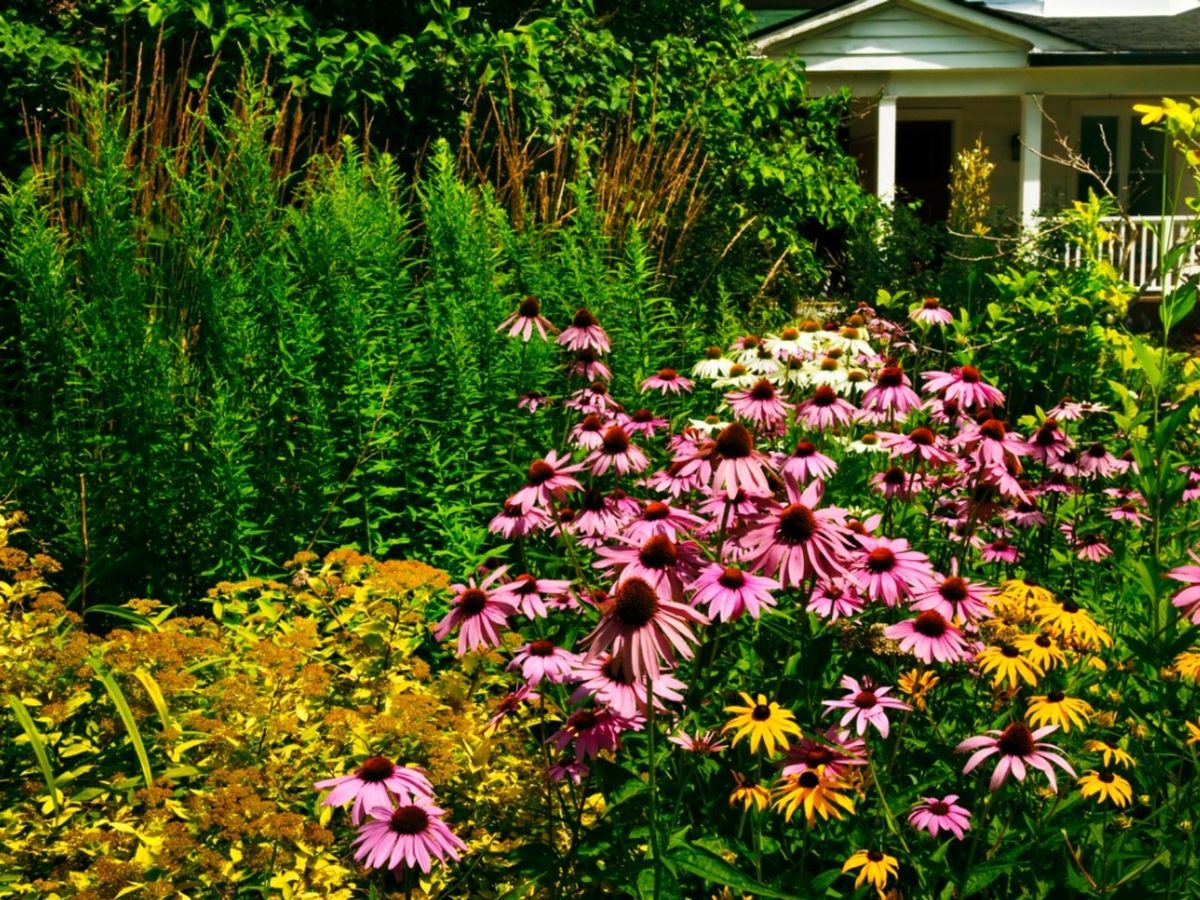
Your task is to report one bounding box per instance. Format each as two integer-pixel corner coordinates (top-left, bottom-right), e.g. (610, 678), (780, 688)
(557, 307), (610, 353)
(498, 296), (557, 341)
(509, 640), (581, 685)
(569, 348), (612, 382)
(878, 426), (955, 466)
(1077, 442), (1122, 478)
(549, 756), (589, 784)
(352, 800), (466, 874)
(884, 611), (971, 664)
(870, 466), (922, 500)
(569, 653), (686, 716)
(926, 396), (966, 428)
(691, 422), (773, 499)
(571, 488), (624, 540)
(980, 536), (1020, 564)
(1026, 418), (1072, 463)
(956, 722), (1075, 791)
(689, 563), (780, 622)
(921, 366), (1005, 410)
(1048, 398), (1108, 421)
(1107, 501), (1151, 526)
(511, 450), (584, 511)
(807, 578), (866, 621)
(495, 573), (573, 619)
(860, 365), (922, 422)
(641, 368), (694, 394)
(1168, 554), (1200, 624)
(852, 535), (935, 606)
(953, 418), (1027, 470)
(911, 563), (995, 622)
(1065, 528), (1113, 563)
(594, 534), (700, 603)
(908, 795), (971, 840)
(781, 726), (868, 779)
(1181, 466), (1200, 502)
(642, 460), (704, 497)
(623, 500), (704, 543)
(485, 683), (541, 733)
(1005, 499), (1046, 529)
(910, 296), (954, 326)
(518, 391), (551, 413)
(742, 479), (852, 588)
(796, 384), (858, 430)
(621, 407), (669, 438)
(585, 426), (649, 476)
(488, 500), (553, 539)
(580, 576), (706, 680)
(669, 729), (729, 753)
(315, 758), (434, 824)
(434, 572), (516, 656)
(726, 378), (791, 430)
(569, 413), (610, 451)
(552, 705), (644, 761)
(775, 440), (838, 483)
(823, 675), (911, 738)
(566, 381), (622, 415)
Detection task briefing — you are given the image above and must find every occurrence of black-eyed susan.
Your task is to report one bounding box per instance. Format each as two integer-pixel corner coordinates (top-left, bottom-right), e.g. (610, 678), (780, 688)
(976, 644), (1043, 688)
(1028, 691), (1093, 732)
(842, 849), (899, 894)
(998, 578), (1054, 615)
(1013, 631), (1067, 672)
(774, 769), (856, 824)
(898, 668), (939, 712)
(729, 772), (771, 812)
(1078, 770), (1133, 806)
(1034, 598), (1112, 649)
(722, 692), (802, 755)
(1173, 648), (1200, 681)
(1186, 720), (1200, 747)
(1082, 739), (1135, 768)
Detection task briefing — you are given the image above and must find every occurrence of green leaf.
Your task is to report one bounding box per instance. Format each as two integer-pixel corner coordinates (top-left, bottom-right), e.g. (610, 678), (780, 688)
(89, 660), (154, 789)
(5, 695), (61, 814)
(1162, 282), (1197, 332)
(1128, 335), (1163, 392)
(666, 846), (799, 898)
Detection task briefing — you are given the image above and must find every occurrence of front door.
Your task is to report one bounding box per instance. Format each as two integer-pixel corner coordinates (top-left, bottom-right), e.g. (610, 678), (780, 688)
(896, 120), (953, 223)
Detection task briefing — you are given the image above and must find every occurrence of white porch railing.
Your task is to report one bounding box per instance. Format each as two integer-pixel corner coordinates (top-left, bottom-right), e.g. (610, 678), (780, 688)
(1062, 215), (1199, 295)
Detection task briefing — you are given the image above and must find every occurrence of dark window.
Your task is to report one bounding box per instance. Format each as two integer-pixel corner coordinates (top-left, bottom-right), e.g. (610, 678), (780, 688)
(1128, 116), (1167, 216)
(896, 120), (953, 223)
(1077, 115), (1118, 202)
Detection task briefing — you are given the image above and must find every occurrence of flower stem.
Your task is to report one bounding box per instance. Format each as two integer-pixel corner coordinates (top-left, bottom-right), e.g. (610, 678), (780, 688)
(646, 676), (662, 900)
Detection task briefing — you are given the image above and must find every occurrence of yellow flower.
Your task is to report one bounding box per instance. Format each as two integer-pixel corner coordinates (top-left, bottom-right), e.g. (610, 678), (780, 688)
(1133, 102), (1165, 126)
(999, 578), (1054, 614)
(842, 849), (899, 895)
(1186, 720), (1200, 746)
(774, 769), (856, 825)
(897, 668), (938, 712)
(729, 772), (771, 813)
(1034, 599), (1112, 649)
(1173, 649), (1200, 681)
(976, 645), (1043, 688)
(1083, 739), (1135, 768)
(722, 692), (802, 756)
(1078, 770), (1133, 807)
(1012, 632), (1066, 673)
(1028, 692), (1093, 732)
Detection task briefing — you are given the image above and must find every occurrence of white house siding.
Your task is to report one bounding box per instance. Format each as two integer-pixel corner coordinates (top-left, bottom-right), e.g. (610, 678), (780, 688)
(788, 5), (1029, 71)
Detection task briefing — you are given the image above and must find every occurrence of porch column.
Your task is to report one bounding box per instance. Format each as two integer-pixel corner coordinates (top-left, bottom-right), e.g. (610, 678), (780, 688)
(876, 94), (897, 204)
(1018, 93), (1043, 231)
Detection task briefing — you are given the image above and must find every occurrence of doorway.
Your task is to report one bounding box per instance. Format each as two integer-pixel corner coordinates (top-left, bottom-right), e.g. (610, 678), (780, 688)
(896, 120), (953, 223)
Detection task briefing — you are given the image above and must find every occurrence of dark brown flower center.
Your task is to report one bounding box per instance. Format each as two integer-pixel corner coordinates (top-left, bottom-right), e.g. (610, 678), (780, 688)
(729, 363), (748, 377)
(601, 655), (635, 684)
(777, 504), (817, 543)
(883, 467), (906, 487)
(979, 419), (1007, 441)
(1001, 645), (1020, 658)
(820, 356), (840, 371)
(909, 427), (935, 446)
(854, 691), (878, 709)
(848, 314), (866, 327)
(528, 459), (555, 484)
(715, 422), (754, 459)
(866, 849), (884, 862)
(644, 501), (670, 521)
(929, 800), (951, 815)
(751, 704), (773, 721)
(511, 574), (538, 594)
(570, 709), (599, 731)
(800, 319), (821, 333)
(877, 366), (904, 388)
(460, 588), (488, 615)
(358, 756), (395, 782)
(1036, 634), (1053, 648)
(960, 365), (982, 383)
(580, 415), (604, 433)
(529, 640), (556, 657)
(780, 327), (800, 340)
(1046, 690), (1065, 703)
(582, 488), (606, 512)
(798, 770), (820, 788)
(390, 805), (430, 835)
(656, 368), (679, 381)
(632, 408), (655, 423)
(1087, 442), (1107, 459)
(866, 547), (896, 573)
(939, 577), (968, 602)
(602, 426), (631, 454)
(748, 379), (776, 401)
(913, 610), (948, 637)
(794, 440), (816, 458)
(997, 722), (1036, 757)
(1060, 599), (1080, 613)
(812, 385), (839, 407)
(718, 567), (746, 589)
(922, 297), (941, 309)
(742, 336), (761, 349)
(1098, 772), (1115, 784)
(572, 308), (599, 328)
(805, 745), (835, 766)
(614, 578), (659, 627)
(638, 535), (677, 569)
(519, 296), (541, 317)
(706, 346), (723, 359)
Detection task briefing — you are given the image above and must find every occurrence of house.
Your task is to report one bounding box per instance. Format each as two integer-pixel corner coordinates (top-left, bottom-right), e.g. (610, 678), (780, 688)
(747, 0), (1200, 290)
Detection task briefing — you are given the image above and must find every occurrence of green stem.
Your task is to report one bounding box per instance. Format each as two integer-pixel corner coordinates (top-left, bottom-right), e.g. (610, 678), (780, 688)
(646, 676), (662, 900)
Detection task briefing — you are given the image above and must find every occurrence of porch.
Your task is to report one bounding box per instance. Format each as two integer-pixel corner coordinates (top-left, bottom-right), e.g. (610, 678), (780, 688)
(1059, 214), (1198, 295)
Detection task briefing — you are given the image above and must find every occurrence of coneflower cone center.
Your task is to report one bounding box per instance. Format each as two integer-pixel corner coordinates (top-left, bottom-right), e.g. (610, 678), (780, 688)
(812, 385), (838, 406)
(928, 800), (951, 815)
(582, 489), (606, 512)
(777, 504), (817, 543)
(960, 365), (982, 383)
(998, 722), (1036, 757)
(854, 691), (878, 709)
(706, 346), (723, 359)
(718, 567), (746, 589)
(614, 578), (659, 627)
(794, 441), (816, 458)
(979, 419), (1007, 440)
(460, 588), (489, 615)
(820, 356), (840, 371)
(883, 467), (906, 486)
(715, 422), (754, 459)
(644, 501), (669, 521)
(878, 366), (904, 387)
(581, 414), (603, 432)
(511, 574), (538, 594)
(909, 427), (935, 446)
(780, 327), (800, 340)
(633, 408), (655, 423)
(922, 297), (941, 309)
(939, 577), (968, 602)
(730, 364), (749, 377)
(751, 704), (773, 721)
(390, 805), (430, 835)
(358, 756), (395, 782)
(602, 427), (630, 454)
(571, 710), (599, 731)
(805, 745), (835, 766)
(601, 655), (635, 684)
(866, 547), (896, 573)
(572, 308), (599, 328)
(639, 535), (677, 569)
(656, 368), (678, 380)
(518, 296), (541, 317)
(529, 640), (556, 657)
(528, 460), (555, 485)
(1087, 442), (1107, 458)
(913, 611), (949, 637)
(749, 379), (776, 401)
